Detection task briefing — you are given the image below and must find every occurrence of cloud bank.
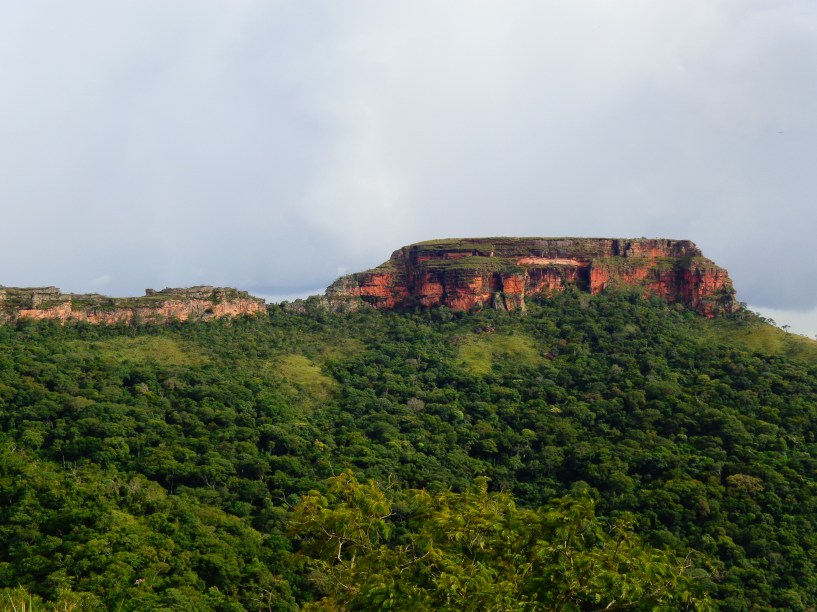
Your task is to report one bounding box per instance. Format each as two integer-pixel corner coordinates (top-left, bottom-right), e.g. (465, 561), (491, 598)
(1, 1), (815, 321)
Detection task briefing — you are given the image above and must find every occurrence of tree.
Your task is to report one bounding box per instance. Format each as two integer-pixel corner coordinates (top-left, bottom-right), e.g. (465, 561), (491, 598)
(290, 471), (711, 610)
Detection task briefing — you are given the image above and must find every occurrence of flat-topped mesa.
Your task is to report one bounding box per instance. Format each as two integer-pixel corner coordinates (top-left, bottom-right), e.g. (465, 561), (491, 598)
(0, 285), (266, 325)
(326, 237), (737, 316)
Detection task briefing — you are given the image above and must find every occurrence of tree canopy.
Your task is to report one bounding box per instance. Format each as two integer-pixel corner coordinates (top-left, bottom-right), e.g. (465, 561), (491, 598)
(0, 291), (816, 608)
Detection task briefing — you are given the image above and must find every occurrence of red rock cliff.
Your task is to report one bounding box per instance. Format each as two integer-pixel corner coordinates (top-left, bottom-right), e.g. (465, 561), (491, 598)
(325, 238), (736, 316)
(0, 286), (266, 325)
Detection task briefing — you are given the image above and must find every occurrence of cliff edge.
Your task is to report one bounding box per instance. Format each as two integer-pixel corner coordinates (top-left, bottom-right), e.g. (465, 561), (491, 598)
(325, 237), (736, 316)
(0, 286), (265, 325)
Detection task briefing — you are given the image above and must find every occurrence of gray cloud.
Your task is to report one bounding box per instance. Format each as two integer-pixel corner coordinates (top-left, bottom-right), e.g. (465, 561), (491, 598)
(1, 1), (815, 312)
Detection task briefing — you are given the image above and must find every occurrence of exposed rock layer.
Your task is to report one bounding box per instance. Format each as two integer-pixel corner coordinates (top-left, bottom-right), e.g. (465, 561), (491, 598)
(325, 238), (736, 316)
(0, 286), (265, 325)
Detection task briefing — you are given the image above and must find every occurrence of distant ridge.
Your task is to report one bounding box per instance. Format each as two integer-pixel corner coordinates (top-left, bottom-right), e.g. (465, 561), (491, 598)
(0, 286), (265, 325)
(0, 238), (738, 325)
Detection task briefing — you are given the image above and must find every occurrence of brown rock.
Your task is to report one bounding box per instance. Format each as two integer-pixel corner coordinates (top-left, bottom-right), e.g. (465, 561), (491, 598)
(2, 285), (265, 325)
(325, 237), (737, 316)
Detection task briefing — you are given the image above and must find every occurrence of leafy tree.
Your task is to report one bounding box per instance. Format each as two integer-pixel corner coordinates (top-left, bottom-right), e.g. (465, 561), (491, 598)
(290, 471), (710, 610)
(0, 585), (102, 611)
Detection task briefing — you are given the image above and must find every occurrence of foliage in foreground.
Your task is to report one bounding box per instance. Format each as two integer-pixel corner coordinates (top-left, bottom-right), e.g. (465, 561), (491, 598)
(291, 471), (709, 610)
(0, 586), (100, 611)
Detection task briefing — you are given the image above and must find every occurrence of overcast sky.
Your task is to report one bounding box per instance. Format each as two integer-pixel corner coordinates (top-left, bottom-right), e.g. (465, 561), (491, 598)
(1, 1), (816, 332)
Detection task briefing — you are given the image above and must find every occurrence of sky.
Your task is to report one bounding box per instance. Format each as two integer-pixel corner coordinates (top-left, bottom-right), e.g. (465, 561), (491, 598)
(1, 1), (816, 334)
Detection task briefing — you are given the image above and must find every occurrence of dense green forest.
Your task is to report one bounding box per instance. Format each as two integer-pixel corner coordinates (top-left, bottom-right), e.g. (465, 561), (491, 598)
(2, 291), (817, 609)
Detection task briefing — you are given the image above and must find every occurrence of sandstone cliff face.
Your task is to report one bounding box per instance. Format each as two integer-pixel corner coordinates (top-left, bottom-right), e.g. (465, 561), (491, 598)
(325, 238), (736, 316)
(0, 286), (265, 325)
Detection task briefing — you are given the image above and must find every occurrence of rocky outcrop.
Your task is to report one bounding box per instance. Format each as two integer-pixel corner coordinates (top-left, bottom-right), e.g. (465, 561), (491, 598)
(325, 238), (737, 316)
(0, 286), (265, 325)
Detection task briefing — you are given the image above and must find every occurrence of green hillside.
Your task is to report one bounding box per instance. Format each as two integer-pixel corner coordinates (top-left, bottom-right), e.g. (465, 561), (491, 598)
(1, 292), (817, 609)
(702, 314), (817, 362)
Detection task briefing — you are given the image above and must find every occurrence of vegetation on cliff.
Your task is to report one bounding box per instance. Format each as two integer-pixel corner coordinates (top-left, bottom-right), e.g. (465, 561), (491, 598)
(0, 285), (265, 325)
(0, 291), (816, 608)
(326, 237), (735, 315)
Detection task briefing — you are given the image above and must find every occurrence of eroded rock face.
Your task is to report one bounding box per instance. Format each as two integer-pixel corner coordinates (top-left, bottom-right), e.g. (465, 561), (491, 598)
(0, 286), (266, 325)
(325, 238), (737, 316)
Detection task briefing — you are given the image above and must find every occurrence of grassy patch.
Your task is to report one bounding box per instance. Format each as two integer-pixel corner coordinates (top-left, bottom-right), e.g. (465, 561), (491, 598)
(701, 316), (817, 362)
(413, 238), (496, 251)
(282, 332), (365, 363)
(318, 338), (365, 362)
(69, 337), (208, 366)
(275, 354), (339, 402)
(457, 333), (544, 375)
(421, 256), (501, 271)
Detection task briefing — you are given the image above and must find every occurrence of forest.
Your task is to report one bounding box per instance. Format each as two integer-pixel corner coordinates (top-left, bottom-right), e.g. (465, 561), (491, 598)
(2, 290), (817, 610)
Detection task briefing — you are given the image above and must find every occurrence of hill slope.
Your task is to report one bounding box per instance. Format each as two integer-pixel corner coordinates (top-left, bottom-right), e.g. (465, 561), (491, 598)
(1, 293), (816, 608)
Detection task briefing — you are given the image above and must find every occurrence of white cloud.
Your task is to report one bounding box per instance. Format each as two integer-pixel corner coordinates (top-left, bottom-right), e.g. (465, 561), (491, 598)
(0, 1), (815, 308)
(749, 305), (817, 339)
(90, 274), (113, 288)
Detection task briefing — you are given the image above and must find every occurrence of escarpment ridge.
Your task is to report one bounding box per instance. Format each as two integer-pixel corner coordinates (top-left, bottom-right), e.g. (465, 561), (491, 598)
(1, 237), (737, 325)
(0, 286), (265, 325)
(326, 237), (737, 316)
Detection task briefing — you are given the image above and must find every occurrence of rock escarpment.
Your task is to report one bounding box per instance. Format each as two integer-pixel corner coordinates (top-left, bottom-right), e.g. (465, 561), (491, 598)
(0, 286), (265, 325)
(326, 238), (736, 316)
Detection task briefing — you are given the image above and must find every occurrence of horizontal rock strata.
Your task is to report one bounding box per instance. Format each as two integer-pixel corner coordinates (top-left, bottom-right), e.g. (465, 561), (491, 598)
(0, 286), (265, 325)
(325, 238), (736, 316)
